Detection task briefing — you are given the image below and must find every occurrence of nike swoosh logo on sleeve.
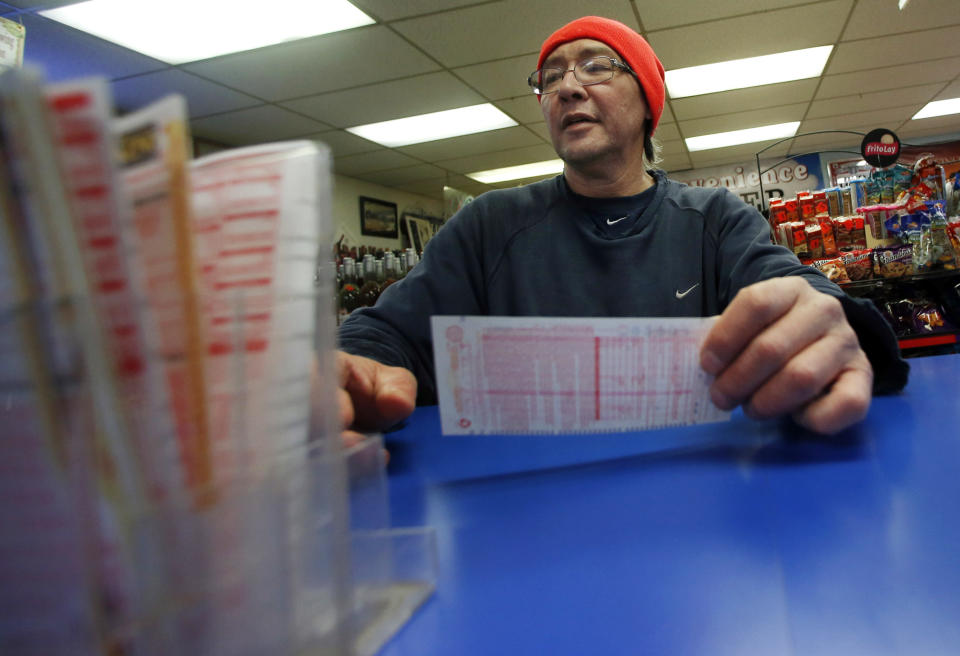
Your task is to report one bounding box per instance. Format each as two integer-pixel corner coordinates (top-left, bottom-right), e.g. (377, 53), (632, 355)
(675, 283), (699, 299)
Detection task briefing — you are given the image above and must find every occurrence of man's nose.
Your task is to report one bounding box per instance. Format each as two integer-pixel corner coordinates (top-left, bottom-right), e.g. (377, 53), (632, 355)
(555, 68), (585, 97)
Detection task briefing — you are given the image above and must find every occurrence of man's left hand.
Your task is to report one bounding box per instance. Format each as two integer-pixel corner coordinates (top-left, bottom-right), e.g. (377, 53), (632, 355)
(700, 277), (873, 434)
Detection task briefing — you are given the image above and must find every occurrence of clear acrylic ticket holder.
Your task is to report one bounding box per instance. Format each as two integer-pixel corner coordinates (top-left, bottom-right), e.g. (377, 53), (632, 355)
(0, 284), (436, 655)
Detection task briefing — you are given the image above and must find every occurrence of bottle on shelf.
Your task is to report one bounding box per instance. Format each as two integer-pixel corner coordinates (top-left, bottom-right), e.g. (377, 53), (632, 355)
(338, 258), (361, 321)
(358, 254), (381, 307)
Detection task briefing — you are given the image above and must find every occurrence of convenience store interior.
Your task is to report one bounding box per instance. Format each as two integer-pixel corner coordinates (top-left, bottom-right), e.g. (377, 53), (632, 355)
(8, 0), (960, 205)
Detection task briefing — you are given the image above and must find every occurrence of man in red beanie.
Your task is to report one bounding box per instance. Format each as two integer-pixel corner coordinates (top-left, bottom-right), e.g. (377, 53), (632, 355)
(335, 16), (907, 443)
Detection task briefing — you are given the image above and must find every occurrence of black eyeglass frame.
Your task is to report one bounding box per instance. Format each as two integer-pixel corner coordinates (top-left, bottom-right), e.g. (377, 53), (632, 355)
(527, 56), (635, 95)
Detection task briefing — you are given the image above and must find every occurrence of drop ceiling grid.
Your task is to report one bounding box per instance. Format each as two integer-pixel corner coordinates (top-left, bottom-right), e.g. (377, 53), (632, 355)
(7, 0), (960, 199)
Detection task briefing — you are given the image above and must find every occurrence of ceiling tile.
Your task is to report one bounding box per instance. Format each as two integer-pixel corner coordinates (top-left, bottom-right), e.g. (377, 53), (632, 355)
(397, 126), (544, 161)
(394, 177), (446, 199)
(21, 14), (167, 81)
(670, 80), (819, 122)
(655, 122), (681, 142)
(526, 121), (552, 142)
(689, 140), (791, 169)
(454, 54), (535, 101)
(646, 0), (852, 69)
(842, 0), (960, 40)
(806, 83), (942, 120)
(798, 105), (917, 133)
(111, 69), (261, 117)
(190, 105), (330, 146)
(390, 0), (638, 68)
(816, 57), (960, 99)
(495, 96), (546, 124)
(827, 26), (960, 75)
(935, 80), (960, 100)
(333, 149), (422, 176)
(350, 0), (481, 22)
(281, 72), (484, 128)
(660, 153), (693, 173)
(636, 0), (814, 31)
(183, 25), (439, 101)
(899, 116), (960, 139)
(436, 143), (560, 175)
(681, 103), (808, 137)
(359, 165), (447, 187)
(660, 139), (687, 156)
(313, 129), (382, 158)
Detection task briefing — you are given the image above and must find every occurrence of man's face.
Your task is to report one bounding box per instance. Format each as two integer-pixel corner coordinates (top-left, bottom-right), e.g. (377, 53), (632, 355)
(539, 39), (650, 172)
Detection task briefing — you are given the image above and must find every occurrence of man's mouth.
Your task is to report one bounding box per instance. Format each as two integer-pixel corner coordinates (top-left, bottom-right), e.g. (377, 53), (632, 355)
(562, 114), (597, 129)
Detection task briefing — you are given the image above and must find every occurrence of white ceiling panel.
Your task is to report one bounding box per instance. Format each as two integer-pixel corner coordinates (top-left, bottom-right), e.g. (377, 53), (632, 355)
(655, 122), (681, 142)
(358, 165), (447, 187)
(493, 96), (547, 125)
(281, 72), (484, 128)
(689, 140), (791, 168)
(391, 0), (638, 68)
(313, 130), (382, 158)
(670, 80), (819, 122)
(681, 103), (808, 138)
(454, 54), (538, 101)
(827, 26), (960, 75)
(397, 126), (545, 161)
(22, 14), (167, 81)
(660, 153), (693, 172)
(111, 69), (261, 117)
(900, 116), (960, 138)
(798, 105), (919, 133)
(350, 0), (482, 22)
(634, 0), (814, 31)
(395, 177), (444, 196)
(816, 57), (960, 100)
(806, 83), (943, 120)
(183, 25), (440, 101)
(190, 105), (330, 146)
(842, 0), (960, 40)
(646, 0), (852, 69)
(333, 149), (423, 176)
(436, 144), (560, 175)
(660, 139), (688, 156)
(935, 80), (960, 100)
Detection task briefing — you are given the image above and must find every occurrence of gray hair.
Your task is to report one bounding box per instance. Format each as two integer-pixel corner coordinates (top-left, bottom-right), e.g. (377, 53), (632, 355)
(643, 121), (662, 171)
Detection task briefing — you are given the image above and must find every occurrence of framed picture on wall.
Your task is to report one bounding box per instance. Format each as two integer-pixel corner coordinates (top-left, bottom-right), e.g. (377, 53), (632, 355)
(405, 216), (434, 253)
(359, 196), (399, 238)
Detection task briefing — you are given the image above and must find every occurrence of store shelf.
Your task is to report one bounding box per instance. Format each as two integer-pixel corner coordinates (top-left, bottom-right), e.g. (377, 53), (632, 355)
(840, 268), (960, 292)
(899, 332), (959, 350)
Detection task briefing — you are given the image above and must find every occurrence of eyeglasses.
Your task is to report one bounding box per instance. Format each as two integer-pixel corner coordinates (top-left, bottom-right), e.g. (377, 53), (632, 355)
(527, 56), (634, 95)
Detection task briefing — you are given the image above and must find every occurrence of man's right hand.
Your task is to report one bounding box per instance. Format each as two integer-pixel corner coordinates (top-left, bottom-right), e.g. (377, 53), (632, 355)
(336, 351), (417, 436)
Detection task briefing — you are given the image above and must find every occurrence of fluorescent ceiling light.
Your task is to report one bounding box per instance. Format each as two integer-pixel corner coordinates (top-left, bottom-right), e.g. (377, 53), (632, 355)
(685, 121), (800, 152)
(347, 104), (517, 148)
(665, 46), (833, 99)
(41, 0), (374, 64)
(467, 159), (564, 184)
(912, 97), (960, 120)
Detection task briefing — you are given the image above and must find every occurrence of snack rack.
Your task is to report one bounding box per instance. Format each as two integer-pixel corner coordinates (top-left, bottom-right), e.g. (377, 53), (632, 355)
(752, 132), (960, 357)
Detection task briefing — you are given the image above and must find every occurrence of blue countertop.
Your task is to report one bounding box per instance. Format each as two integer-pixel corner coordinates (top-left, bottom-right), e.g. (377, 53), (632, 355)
(380, 354), (960, 656)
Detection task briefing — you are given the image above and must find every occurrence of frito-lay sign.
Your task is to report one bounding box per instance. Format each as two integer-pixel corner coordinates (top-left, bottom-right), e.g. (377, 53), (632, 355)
(861, 128), (900, 168)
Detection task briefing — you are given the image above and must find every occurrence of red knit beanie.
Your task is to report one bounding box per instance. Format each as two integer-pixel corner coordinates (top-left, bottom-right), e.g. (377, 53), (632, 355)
(537, 16), (665, 136)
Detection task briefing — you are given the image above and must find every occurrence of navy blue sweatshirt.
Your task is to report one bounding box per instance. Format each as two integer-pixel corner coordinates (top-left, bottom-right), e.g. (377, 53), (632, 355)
(339, 170), (908, 404)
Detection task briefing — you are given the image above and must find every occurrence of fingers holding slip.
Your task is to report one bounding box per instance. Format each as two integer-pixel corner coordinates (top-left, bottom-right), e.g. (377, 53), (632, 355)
(336, 351), (417, 432)
(701, 277), (874, 435)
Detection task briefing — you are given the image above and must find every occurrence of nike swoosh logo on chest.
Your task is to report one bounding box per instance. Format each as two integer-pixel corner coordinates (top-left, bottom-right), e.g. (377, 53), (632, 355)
(675, 283), (699, 299)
